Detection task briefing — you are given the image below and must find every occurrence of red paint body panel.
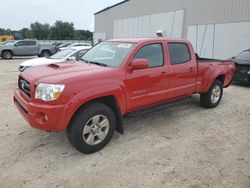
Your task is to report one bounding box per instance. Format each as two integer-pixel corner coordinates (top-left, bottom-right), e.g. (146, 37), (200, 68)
(13, 38), (235, 131)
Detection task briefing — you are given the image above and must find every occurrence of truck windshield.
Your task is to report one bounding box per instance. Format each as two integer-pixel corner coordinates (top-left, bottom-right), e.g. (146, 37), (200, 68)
(49, 49), (75, 59)
(81, 42), (135, 67)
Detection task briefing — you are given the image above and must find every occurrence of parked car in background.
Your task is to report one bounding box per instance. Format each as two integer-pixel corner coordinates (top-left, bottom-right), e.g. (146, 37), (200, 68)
(57, 43), (72, 49)
(14, 38), (235, 154)
(0, 40), (56, 59)
(59, 42), (92, 50)
(52, 42), (63, 52)
(232, 49), (250, 83)
(18, 46), (91, 71)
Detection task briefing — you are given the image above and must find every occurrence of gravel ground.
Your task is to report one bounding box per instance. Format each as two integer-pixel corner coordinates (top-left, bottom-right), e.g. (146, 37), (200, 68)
(0, 58), (250, 188)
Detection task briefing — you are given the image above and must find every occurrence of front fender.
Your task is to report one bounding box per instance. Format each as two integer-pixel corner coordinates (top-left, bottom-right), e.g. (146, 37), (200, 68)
(55, 84), (126, 131)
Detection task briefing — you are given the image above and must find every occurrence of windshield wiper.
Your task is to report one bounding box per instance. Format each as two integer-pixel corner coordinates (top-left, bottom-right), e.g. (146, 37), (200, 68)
(81, 59), (107, 67)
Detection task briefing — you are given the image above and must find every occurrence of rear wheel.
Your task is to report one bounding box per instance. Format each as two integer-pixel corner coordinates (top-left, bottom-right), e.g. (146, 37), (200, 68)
(2, 51), (13, 59)
(67, 102), (116, 154)
(200, 80), (223, 108)
(40, 50), (50, 57)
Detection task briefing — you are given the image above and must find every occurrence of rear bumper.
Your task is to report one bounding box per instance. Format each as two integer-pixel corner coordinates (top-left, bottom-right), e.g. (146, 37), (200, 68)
(13, 87), (65, 131)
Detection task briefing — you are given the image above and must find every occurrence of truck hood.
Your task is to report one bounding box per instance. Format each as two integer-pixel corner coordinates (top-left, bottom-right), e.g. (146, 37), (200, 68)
(21, 61), (112, 84)
(20, 57), (65, 67)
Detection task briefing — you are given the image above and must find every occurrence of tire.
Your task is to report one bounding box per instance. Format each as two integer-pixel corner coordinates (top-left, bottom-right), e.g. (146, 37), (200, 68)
(40, 50), (50, 58)
(2, 50), (13, 59)
(200, 80), (223, 108)
(67, 102), (116, 154)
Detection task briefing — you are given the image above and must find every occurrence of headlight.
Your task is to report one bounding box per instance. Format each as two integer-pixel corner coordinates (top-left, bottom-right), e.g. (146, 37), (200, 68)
(19, 65), (30, 72)
(35, 83), (65, 101)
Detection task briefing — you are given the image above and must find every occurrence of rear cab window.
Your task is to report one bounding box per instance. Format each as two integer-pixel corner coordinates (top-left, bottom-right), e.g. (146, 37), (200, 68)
(168, 43), (191, 65)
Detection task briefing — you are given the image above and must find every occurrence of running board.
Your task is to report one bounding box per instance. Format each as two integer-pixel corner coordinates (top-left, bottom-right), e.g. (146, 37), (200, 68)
(125, 97), (192, 117)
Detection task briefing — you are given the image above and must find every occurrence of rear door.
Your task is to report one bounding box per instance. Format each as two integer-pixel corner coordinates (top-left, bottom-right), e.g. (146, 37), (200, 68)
(166, 42), (197, 99)
(25, 41), (38, 55)
(125, 43), (169, 111)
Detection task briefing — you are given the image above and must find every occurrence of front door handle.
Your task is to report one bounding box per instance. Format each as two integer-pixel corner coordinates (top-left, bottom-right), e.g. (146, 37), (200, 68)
(161, 71), (167, 75)
(189, 67), (194, 72)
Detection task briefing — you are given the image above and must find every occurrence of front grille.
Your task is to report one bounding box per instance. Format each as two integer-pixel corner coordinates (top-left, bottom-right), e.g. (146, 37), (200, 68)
(235, 64), (250, 74)
(18, 77), (31, 98)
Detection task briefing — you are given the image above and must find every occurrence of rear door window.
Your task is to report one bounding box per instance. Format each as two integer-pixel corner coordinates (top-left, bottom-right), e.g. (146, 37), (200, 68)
(168, 43), (191, 65)
(26, 41), (36, 46)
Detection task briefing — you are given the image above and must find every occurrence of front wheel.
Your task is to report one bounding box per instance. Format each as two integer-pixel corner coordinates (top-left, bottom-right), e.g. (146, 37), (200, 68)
(67, 102), (116, 154)
(200, 80), (223, 108)
(2, 51), (13, 59)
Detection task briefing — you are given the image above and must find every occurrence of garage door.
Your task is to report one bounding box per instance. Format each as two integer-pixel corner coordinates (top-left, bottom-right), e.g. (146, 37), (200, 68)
(187, 21), (250, 59)
(114, 10), (184, 38)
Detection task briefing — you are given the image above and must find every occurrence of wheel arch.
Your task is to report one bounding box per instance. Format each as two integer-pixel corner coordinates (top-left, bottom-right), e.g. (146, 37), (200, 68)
(215, 75), (225, 84)
(1, 49), (13, 55)
(56, 86), (126, 133)
(40, 49), (51, 56)
(71, 96), (124, 134)
(201, 74), (226, 93)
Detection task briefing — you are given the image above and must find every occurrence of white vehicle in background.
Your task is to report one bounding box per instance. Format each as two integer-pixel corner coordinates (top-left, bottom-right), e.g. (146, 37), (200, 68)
(18, 46), (91, 72)
(59, 42), (92, 50)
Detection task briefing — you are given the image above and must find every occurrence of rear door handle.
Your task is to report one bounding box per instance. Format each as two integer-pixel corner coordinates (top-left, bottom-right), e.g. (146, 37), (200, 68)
(189, 67), (194, 72)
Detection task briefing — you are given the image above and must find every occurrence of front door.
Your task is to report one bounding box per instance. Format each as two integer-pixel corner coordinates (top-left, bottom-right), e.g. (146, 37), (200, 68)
(125, 43), (169, 111)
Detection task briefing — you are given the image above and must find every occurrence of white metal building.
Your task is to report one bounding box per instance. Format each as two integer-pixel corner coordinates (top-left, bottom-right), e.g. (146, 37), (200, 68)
(94, 0), (250, 59)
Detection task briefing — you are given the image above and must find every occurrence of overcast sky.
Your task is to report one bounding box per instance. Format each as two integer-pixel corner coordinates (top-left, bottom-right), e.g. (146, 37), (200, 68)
(0, 0), (122, 31)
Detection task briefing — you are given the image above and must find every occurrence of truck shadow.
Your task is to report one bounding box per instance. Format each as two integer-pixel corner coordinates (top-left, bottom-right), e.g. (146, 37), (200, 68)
(122, 95), (201, 133)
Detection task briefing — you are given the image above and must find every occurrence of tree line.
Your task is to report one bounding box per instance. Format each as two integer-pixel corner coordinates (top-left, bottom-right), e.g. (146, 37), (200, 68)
(0, 21), (93, 41)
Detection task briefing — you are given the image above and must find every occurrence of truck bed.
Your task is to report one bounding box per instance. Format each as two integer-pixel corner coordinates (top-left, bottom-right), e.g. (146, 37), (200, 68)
(196, 54), (226, 63)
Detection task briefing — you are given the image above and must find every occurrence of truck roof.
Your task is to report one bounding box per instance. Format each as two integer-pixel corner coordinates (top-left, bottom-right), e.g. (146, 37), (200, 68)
(107, 38), (188, 43)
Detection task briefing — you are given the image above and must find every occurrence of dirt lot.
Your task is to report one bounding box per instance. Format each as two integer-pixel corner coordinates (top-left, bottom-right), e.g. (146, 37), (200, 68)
(0, 58), (250, 188)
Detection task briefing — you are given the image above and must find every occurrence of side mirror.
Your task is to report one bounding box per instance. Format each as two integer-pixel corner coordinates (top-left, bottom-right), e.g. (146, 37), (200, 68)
(232, 56), (236, 59)
(67, 56), (76, 61)
(14, 43), (18, 47)
(128, 59), (149, 72)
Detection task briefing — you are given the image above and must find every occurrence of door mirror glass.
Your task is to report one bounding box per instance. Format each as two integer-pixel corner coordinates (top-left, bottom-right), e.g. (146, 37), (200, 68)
(129, 59), (149, 71)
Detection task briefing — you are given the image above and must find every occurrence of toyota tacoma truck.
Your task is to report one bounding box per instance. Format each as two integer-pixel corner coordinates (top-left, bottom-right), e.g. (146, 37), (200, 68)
(0, 40), (56, 59)
(13, 38), (235, 154)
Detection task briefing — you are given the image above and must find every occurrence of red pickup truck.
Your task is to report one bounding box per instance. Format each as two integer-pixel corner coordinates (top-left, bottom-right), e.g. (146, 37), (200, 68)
(14, 38), (235, 154)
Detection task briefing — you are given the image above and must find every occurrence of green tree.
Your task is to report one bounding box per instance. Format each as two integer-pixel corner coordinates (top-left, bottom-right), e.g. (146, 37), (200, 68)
(49, 21), (75, 40)
(74, 30), (93, 40)
(30, 22), (50, 39)
(25, 30), (34, 39)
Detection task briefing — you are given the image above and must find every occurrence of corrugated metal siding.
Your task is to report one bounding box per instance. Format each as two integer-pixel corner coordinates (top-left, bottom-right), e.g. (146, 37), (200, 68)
(95, 0), (250, 39)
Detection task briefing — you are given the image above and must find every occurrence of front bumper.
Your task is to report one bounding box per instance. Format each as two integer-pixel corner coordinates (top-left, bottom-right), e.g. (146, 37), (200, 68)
(233, 71), (250, 82)
(13, 87), (65, 131)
